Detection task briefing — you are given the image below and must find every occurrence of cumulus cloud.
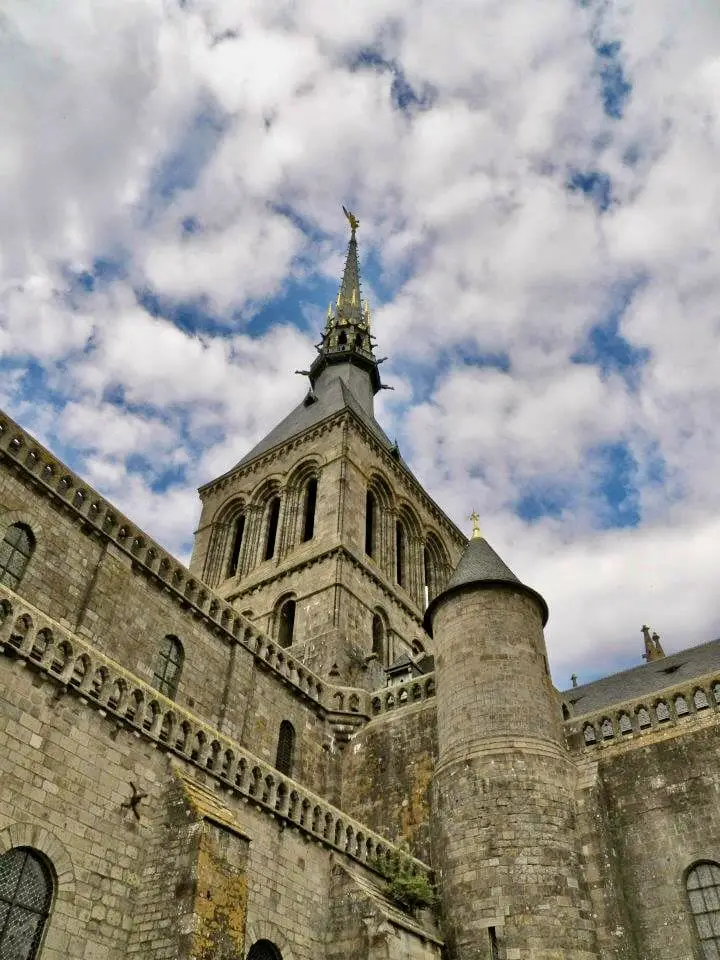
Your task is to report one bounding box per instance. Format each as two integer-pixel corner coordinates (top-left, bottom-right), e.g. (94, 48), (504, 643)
(1, 0), (719, 684)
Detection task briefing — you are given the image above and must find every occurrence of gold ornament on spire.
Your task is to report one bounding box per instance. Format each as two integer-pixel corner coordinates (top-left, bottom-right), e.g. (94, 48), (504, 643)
(469, 511), (482, 539)
(342, 205), (359, 234)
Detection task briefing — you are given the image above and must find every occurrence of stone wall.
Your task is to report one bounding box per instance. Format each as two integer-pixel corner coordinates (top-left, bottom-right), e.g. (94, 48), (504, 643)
(581, 719), (720, 960)
(0, 439), (332, 795)
(341, 701), (438, 863)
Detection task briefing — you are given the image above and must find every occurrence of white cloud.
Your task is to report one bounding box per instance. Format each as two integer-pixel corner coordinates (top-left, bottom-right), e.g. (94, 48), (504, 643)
(1, 0), (720, 685)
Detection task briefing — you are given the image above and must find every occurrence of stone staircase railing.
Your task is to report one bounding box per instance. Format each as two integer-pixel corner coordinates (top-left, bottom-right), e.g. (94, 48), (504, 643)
(0, 416), (331, 709)
(0, 584), (431, 880)
(369, 674), (436, 718)
(564, 671), (720, 752)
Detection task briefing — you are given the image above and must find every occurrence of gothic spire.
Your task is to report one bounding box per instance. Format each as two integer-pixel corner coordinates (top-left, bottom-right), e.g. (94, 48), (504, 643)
(308, 207), (382, 401)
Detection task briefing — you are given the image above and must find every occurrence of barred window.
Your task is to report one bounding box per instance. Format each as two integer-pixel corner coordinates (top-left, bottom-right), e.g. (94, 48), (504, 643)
(152, 635), (184, 699)
(227, 514), (245, 578)
(0, 524), (35, 591)
(0, 847), (53, 960)
(247, 940), (282, 960)
(688, 861), (720, 959)
(275, 720), (295, 777)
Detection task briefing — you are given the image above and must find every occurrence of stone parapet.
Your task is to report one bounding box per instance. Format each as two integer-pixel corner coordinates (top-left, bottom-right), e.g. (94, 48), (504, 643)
(565, 670), (720, 753)
(0, 582), (431, 882)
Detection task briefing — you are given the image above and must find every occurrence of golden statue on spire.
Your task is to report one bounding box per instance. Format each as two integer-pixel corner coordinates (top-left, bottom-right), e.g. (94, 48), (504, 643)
(342, 205), (359, 234)
(469, 511), (482, 540)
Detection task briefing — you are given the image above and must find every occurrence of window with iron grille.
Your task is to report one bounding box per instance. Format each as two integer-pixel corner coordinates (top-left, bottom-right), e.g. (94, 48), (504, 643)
(0, 524), (35, 591)
(152, 635), (184, 699)
(247, 940), (282, 960)
(0, 847), (53, 960)
(688, 861), (720, 959)
(275, 720), (295, 777)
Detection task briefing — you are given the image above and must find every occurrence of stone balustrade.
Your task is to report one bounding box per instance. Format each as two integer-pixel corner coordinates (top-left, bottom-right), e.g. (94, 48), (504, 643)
(0, 416), (328, 708)
(370, 674), (436, 717)
(565, 673), (720, 751)
(0, 583), (431, 880)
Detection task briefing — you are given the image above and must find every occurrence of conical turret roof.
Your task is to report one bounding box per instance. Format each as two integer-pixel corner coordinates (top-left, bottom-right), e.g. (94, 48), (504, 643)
(423, 527), (548, 632)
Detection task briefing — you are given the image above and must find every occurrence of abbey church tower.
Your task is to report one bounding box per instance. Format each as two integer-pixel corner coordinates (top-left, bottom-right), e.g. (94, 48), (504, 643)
(189, 211), (464, 688)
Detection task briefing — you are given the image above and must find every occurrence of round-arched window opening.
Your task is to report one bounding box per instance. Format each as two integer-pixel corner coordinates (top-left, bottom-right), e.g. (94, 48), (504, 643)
(372, 613), (385, 662)
(0, 846), (54, 960)
(247, 940), (283, 960)
(277, 598), (296, 648)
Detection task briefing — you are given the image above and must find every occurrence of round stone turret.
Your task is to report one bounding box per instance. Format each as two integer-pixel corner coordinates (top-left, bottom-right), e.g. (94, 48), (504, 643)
(426, 529), (599, 960)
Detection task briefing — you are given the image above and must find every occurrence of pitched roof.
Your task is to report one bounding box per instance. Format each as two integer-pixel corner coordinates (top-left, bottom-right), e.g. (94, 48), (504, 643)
(231, 371), (393, 471)
(561, 636), (720, 716)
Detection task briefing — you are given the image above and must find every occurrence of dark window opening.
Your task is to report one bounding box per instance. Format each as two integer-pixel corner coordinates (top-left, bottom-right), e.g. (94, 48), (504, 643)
(275, 721), (296, 777)
(488, 926), (499, 960)
(152, 635), (184, 699)
(355, 334), (364, 349)
(302, 478), (317, 542)
(372, 614), (385, 662)
(688, 861), (720, 958)
(562, 703), (570, 720)
(277, 599), (296, 648)
(395, 520), (405, 586)
(338, 331), (347, 348)
(365, 491), (376, 557)
(227, 514), (245, 577)
(0, 847), (53, 960)
(0, 523), (35, 590)
(264, 497), (281, 560)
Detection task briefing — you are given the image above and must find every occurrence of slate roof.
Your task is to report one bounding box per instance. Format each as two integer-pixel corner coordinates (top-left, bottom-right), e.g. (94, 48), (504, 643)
(424, 535), (549, 631)
(232, 372), (393, 471)
(560, 636), (720, 716)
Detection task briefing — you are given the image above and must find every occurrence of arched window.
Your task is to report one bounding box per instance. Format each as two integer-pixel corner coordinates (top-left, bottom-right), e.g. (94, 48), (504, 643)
(275, 721), (295, 777)
(0, 523), (35, 590)
(338, 331), (347, 348)
(0, 847), (53, 959)
(372, 614), (385, 664)
(227, 513), (245, 578)
(395, 520), (406, 586)
(152, 635), (184, 699)
(355, 333), (364, 349)
(365, 490), (376, 557)
(687, 861), (720, 957)
(301, 478), (317, 542)
(264, 497), (281, 560)
(277, 598), (296, 648)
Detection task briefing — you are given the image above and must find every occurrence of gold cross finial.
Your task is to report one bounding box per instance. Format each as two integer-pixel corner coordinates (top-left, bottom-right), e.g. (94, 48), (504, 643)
(469, 511), (482, 539)
(342, 205), (359, 235)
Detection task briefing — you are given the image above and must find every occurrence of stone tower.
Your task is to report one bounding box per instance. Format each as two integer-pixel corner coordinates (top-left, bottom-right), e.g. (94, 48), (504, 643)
(189, 210), (463, 688)
(425, 522), (599, 960)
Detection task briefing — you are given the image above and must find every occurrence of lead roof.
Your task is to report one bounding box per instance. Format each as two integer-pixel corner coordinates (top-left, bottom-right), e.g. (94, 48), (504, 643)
(561, 636), (720, 715)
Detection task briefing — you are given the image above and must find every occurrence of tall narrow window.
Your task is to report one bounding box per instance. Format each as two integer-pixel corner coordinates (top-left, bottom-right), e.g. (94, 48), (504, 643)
(687, 861), (720, 957)
(365, 490), (376, 557)
(0, 523), (35, 590)
(0, 847), (53, 960)
(301, 478), (317, 542)
(488, 927), (500, 960)
(423, 547), (431, 609)
(275, 720), (296, 776)
(226, 513), (245, 578)
(338, 331), (347, 348)
(395, 520), (405, 586)
(152, 635), (184, 699)
(264, 496), (281, 560)
(277, 598), (296, 648)
(372, 614), (385, 663)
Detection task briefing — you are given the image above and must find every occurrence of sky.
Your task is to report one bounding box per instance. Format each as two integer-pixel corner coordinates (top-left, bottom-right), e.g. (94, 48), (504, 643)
(2, 0), (720, 686)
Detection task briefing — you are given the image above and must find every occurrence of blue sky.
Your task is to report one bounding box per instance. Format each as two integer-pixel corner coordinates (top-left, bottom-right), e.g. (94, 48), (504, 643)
(2, 0), (720, 684)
